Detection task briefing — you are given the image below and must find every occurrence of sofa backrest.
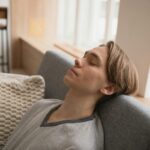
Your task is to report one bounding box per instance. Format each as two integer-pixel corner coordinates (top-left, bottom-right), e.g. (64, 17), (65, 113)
(38, 50), (74, 99)
(38, 50), (150, 150)
(98, 95), (150, 150)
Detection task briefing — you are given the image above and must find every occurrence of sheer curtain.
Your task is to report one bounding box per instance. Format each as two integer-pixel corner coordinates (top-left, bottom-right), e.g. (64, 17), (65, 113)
(57, 0), (120, 51)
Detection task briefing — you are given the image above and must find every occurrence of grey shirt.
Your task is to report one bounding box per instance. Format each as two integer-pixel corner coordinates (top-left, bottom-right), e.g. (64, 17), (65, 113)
(3, 99), (104, 150)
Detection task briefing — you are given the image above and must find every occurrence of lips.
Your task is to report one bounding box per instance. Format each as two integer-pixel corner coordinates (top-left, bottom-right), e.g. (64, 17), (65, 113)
(70, 68), (78, 76)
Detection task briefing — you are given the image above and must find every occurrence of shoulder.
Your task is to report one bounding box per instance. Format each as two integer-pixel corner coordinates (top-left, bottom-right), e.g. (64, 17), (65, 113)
(32, 99), (63, 110)
(19, 99), (63, 123)
(23, 99), (63, 118)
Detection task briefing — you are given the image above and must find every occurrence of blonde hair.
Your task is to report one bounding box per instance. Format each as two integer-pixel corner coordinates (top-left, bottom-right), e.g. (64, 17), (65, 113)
(101, 41), (139, 95)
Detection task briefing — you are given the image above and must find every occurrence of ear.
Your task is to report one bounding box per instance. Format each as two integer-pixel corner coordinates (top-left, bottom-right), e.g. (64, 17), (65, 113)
(99, 84), (117, 95)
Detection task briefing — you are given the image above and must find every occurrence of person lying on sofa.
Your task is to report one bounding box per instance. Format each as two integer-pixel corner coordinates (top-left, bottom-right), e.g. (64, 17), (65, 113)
(3, 41), (139, 150)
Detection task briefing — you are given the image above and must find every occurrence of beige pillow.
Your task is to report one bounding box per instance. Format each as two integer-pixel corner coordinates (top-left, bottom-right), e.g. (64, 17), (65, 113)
(0, 73), (45, 147)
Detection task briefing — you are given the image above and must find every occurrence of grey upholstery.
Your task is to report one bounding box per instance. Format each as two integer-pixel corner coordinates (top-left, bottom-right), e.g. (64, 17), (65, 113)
(38, 50), (150, 150)
(38, 50), (74, 99)
(98, 95), (150, 150)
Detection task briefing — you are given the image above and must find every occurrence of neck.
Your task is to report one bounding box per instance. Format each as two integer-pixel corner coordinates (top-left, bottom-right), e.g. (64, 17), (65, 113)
(55, 89), (101, 120)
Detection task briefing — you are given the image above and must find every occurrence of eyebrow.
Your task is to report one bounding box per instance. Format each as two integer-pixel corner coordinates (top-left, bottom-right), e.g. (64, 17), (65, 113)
(84, 51), (102, 64)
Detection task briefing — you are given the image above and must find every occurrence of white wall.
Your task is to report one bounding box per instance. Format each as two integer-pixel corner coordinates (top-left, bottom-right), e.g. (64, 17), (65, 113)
(116, 0), (150, 97)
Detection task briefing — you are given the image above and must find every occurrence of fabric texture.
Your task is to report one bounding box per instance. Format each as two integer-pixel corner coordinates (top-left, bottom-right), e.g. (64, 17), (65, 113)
(38, 50), (73, 99)
(97, 95), (150, 150)
(0, 73), (45, 148)
(3, 99), (104, 150)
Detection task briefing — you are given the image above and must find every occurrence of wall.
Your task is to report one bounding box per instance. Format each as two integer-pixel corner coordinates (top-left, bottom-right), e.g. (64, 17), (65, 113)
(20, 37), (60, 75)
(10, 0), (29, 68)
(10, 0), (58, 68)
(21, 39), (44, 75)
(116, 0), (150, 97)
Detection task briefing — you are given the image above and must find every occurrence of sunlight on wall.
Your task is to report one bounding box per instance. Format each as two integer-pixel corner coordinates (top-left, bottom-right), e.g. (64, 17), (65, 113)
(145, 67), (150, 98)
(28, 18), (45, 38)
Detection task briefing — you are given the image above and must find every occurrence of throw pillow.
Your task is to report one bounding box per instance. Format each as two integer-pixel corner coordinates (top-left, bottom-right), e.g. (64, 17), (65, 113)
(0, 73), (45, 148)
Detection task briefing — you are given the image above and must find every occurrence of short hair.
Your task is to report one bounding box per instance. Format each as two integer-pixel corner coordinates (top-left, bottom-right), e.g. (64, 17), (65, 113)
(101, 41), (139, 95)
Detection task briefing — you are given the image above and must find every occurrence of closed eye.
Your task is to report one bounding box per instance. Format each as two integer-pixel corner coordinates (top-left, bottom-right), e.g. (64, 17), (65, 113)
(89, 60), (97, 66)
(83, 52), (98, 66)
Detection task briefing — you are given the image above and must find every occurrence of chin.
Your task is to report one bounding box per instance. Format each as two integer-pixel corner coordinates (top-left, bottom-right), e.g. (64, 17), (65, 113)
(63, 76), (78, 89)
(63, 76), (71, 87)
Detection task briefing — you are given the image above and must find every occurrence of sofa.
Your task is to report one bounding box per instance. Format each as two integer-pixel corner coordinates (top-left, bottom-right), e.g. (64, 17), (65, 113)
(38, 49), (150, 150)
(1, 49), (150, 149)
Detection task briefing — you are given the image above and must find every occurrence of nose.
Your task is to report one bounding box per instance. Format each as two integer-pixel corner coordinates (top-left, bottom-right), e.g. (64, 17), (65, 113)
(74, 58), (82, 68)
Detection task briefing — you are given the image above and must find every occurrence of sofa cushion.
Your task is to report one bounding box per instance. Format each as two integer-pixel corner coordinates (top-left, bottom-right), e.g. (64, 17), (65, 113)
(97, 95), (150, 150)
(0, 73), (45, 148)
(38, 50), (73, 99)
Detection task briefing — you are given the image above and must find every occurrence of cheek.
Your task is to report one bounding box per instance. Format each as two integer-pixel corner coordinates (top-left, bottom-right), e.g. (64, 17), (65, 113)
(82, 71), (100, 86)
(83, 71), (107, 87)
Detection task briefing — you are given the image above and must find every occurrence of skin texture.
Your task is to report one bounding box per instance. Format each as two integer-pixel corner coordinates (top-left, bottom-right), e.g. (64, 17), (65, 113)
(48, 46), (116, 123)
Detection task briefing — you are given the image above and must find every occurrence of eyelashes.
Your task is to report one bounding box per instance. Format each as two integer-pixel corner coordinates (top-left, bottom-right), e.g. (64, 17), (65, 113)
(83, 55), (97, 66)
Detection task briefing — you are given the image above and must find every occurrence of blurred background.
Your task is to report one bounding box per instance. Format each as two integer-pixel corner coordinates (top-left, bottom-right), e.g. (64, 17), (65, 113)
(0, 0), (149, 99)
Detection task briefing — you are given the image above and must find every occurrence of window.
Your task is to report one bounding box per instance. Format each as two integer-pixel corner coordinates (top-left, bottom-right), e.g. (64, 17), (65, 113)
(0, 0), (8, 7)
(145, 67), (150, 98)
(57, 0), (120, 51)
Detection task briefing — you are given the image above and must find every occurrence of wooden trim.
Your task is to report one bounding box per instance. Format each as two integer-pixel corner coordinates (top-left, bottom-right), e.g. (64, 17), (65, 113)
(20, 37), (83, 59)
(0, 7), (7, 18)
(0, 25), (7, 29)
(54, 42), (84, 58)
